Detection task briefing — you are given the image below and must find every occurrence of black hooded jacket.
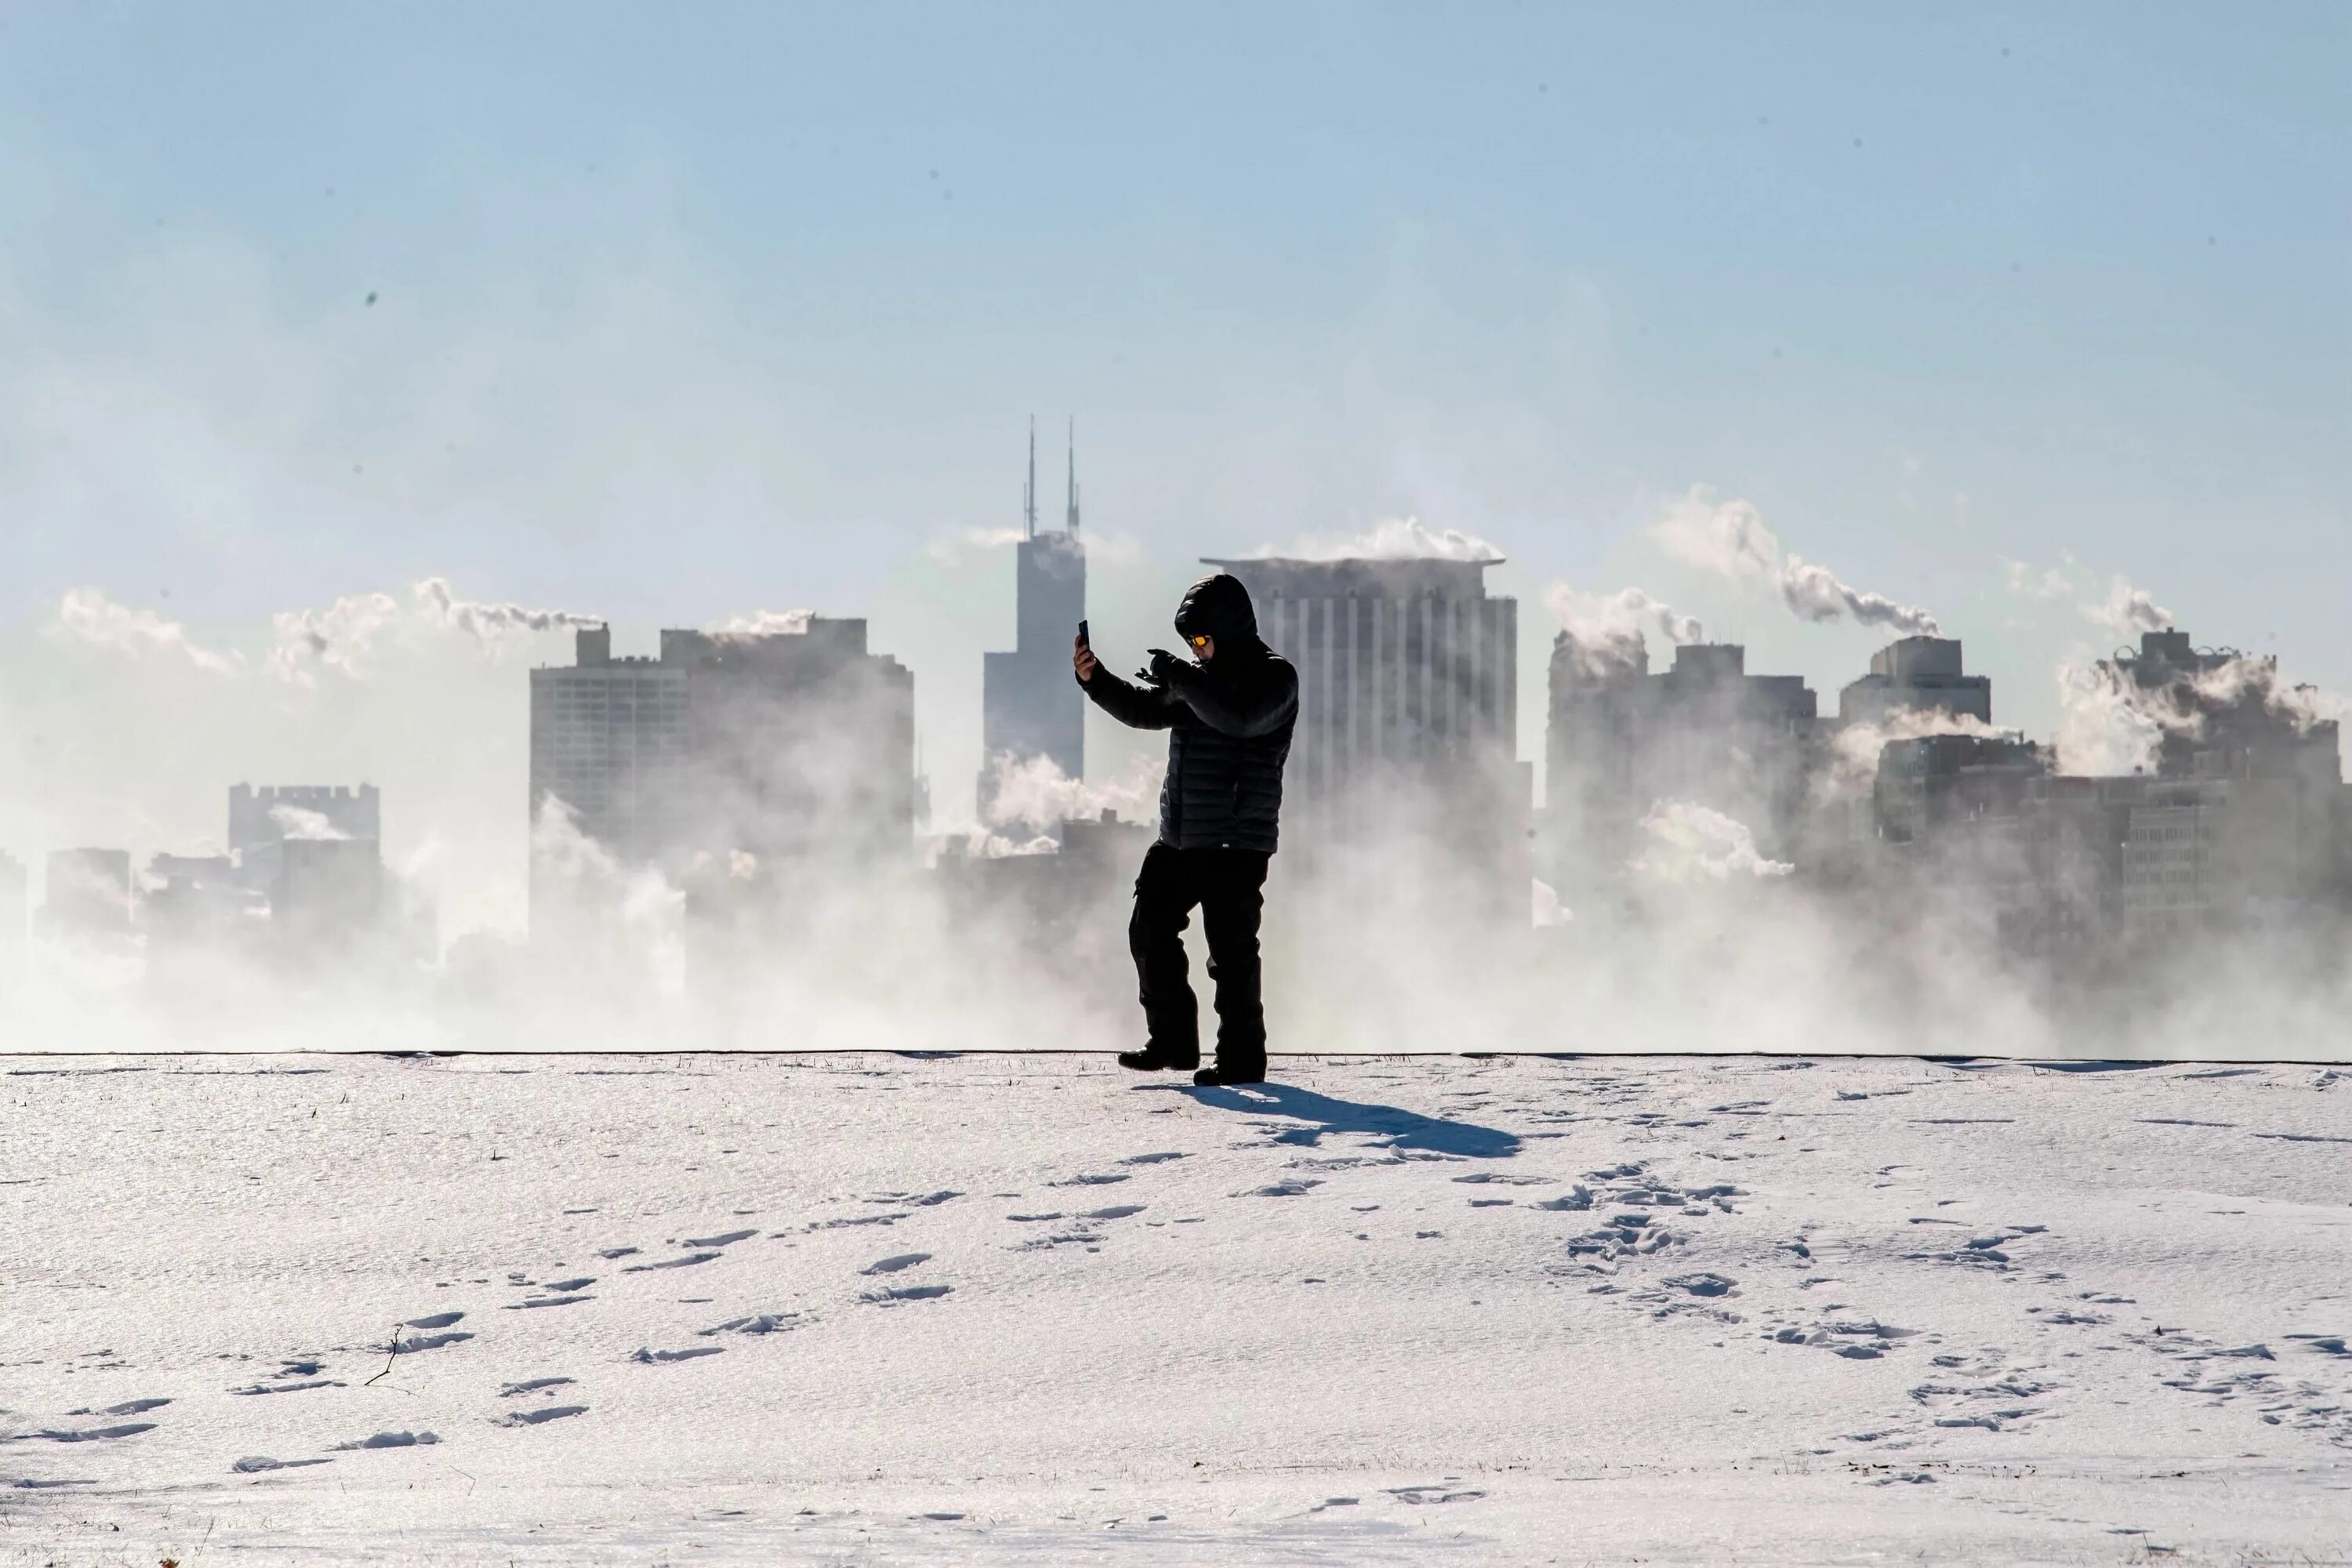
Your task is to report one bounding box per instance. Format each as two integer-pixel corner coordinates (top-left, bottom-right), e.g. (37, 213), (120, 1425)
(1078, 572), (1298, 854)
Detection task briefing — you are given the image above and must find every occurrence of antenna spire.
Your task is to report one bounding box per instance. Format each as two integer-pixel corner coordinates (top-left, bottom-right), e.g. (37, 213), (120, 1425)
(1065, 417), (1080, 535)
(1023, 417), (1037, 538)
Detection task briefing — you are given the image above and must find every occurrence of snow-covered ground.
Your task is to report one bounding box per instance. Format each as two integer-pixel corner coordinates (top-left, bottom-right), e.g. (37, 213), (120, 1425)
(3, 1051), (2347, 1565)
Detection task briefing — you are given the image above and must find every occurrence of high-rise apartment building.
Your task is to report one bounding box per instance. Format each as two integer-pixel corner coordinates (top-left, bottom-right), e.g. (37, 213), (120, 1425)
(1203, 554), (1526, 910)
(980, 422), (1085, 815)
(1546, 638), (1820, 890)
(528, 626), (692, 866)
(229, 783), (382, 893)
(529, 619), (915, 933)
(1838, 637), (1992, 728)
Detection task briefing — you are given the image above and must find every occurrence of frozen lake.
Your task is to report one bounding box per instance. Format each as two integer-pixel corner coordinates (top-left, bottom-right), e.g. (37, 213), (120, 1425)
(3, 1051), (2348, 1564)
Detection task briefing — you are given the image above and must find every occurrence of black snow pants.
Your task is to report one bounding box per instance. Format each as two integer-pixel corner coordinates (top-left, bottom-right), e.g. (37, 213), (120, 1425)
(1129, 843), (1271, 1075)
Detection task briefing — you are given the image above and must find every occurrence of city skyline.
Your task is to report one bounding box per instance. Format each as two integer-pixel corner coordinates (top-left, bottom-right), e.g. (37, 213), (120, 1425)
(5, 3), (2347, 897)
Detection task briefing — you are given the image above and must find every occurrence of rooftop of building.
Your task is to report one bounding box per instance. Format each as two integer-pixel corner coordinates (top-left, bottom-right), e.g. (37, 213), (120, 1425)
(1200, 556), (1502, 600)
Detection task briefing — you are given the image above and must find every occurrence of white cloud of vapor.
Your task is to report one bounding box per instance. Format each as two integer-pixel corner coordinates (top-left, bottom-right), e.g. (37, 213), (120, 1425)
(1251, 515), (1502, 563)
(268, 803), (350, 842)
(924, 527), (1029, 565)
(49, 588), (237, 674)
(982, 753), (1160, 835)
(2085, 577), (2177, 639)
(2055, 661), (2172, 776)
(1629, 800), (1795, 884)
(56, 579), (604, 690)
(1653, 488), (1940, 637)
(704, 608), (815, 637)
(529, 795), (684, 991)
(2002, 557), (2178, 642)
(2056, 648), (2345, 778)
(1543, 584), (1703, 678)
(412, 577), (603, 644)
(267, 591), (403, 685)
(1821, 708), (2023, 801)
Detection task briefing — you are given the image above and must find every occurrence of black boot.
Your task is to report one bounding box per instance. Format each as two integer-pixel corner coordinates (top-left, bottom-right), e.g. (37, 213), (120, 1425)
(1192, 1065), (1265, 1087)
(1118, 1047), (1198, 1073)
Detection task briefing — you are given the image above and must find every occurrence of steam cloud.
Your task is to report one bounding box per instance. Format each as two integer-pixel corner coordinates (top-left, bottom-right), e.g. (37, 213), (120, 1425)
(529, 796), (684, 991)
(2055, 662), (2171, 776)
(981, 753), (1160, 836)
(1653, 488), (1940, 637)
(49, 588), (237, 675)
(268, 591), (403, 685)
(1630, 801), (1795, 884)
(1821, 708), (2022, 801)
(2005, 557), (2179, 641)
(1252, 516), (1502, 563)
(268, 804), (350, 842)
(56, 579), (608, 688)
(1543, 584), (1704, 678)
(2055, 650), (2343, 777)
(925, 527), (1029, 565)
(705, 608), (815, 637)
(413, 577), (603, 644)
(2086, 578), (2177, 639)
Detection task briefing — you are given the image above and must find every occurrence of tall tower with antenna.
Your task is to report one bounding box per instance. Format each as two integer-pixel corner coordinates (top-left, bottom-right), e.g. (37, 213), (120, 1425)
(980, 417), (1088, 822)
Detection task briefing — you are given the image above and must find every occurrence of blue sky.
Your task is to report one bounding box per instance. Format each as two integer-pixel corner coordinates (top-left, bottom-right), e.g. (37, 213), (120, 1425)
(2, 2), (2346, 871)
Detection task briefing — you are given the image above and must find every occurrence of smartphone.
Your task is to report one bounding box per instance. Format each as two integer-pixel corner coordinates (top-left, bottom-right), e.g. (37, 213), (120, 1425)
(1076, 619), (1090, 647)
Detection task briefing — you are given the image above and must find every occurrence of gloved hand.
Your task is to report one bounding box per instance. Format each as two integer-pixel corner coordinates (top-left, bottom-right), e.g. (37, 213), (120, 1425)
(1144, 648), (1188, 686)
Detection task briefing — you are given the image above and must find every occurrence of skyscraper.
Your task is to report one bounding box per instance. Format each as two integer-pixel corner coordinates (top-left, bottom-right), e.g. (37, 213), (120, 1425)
(1544, 638), (1819, 884)
(1203, 554), (1527, 913)
(979, 419), (1085, 817)
(529, 619), (916, 935)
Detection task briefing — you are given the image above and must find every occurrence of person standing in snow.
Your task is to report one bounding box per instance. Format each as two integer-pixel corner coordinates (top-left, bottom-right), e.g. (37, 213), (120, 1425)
(1073, 572), (1298, 1087)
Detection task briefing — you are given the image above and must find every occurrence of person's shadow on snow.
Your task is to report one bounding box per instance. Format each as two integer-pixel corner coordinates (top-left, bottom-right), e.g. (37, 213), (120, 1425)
(1180, 1081), (1522, 1160)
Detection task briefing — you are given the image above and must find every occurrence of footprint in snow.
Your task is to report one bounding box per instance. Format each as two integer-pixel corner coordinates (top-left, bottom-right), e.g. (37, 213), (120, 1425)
(597, 1247), (640, 1260)
(503, 1294), (592, 1310)
(98, 1399), (169, 1415)
(700, 1313), (810, 1337)
(1051, 1174), (1130, 1188)
(1664, 1272), (1738, 1298)
(404, 1311), (465, 1330)
(632, 1346), (724, 1364)
(862, 1253), (932, 1276)
(623, 1252), (719, 1272)
(21, 1423), (157, 1443)
(682, 1229), (757, 1248)
(500, 1377), (575, 1397)
(333, 1431), (439, 1450)
(498, 1405), (586, 1427)
(1120, 1152), (1187, 1166)
(1083, 1205), (1145, 1220)
(1245, 1180), (1321, 1197)
(231, 1455), (332, 1472)
(230, 1378), (342, 1396)
(383, 1330), (473, 1352)
(862, 1284), (952, 1305)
